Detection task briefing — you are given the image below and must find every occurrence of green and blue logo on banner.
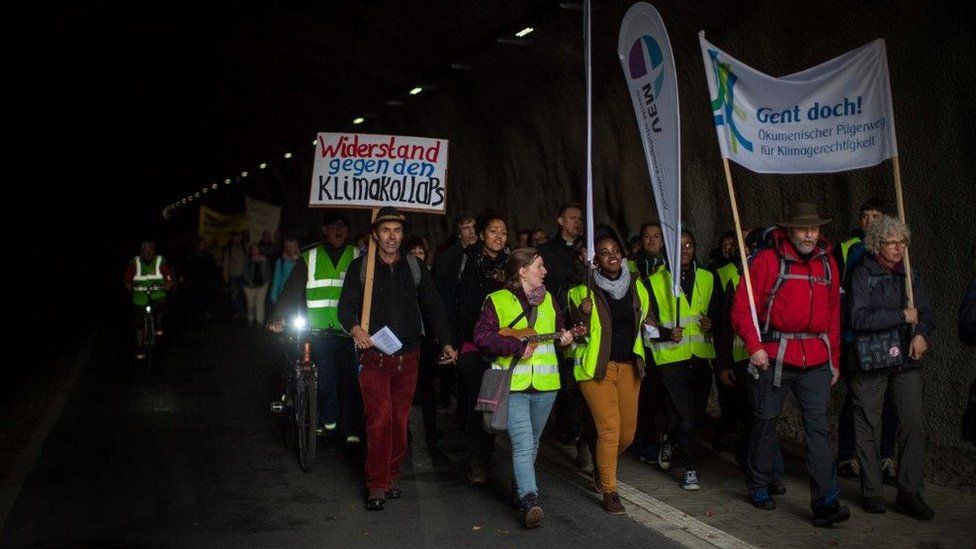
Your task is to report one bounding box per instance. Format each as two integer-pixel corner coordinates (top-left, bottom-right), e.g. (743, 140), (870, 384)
(707, 49), (753, 153)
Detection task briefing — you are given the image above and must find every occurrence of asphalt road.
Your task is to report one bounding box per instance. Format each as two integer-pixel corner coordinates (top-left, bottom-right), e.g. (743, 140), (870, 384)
(1, 319), (680, 548)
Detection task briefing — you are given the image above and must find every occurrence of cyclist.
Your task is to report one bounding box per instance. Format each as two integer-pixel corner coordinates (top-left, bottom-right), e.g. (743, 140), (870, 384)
(124, 240), (174, 359)
(270, 212), (363, 445)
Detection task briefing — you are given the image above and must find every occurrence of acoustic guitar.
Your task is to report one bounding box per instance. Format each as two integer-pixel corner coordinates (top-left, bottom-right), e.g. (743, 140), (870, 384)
(498, 324), (588, 343)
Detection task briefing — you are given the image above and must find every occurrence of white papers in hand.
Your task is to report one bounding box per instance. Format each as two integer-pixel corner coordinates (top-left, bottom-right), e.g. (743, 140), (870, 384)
(371, 326), (403, 355)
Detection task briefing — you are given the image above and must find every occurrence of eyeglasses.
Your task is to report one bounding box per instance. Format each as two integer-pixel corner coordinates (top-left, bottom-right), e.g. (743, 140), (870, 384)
(882, 240), (907, 249)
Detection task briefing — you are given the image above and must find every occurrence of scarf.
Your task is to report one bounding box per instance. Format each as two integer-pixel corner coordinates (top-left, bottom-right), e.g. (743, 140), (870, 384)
(593, 267), (631, 300)
(527, 284), (547, 306)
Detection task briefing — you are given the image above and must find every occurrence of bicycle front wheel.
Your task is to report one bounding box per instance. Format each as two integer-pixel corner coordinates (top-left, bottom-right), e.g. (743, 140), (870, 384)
(296, 372), (317, 472)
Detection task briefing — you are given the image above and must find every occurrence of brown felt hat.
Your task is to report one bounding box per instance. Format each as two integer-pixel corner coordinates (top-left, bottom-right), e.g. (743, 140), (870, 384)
(776, 202), (832, 228)
(370, 206), (411, 233)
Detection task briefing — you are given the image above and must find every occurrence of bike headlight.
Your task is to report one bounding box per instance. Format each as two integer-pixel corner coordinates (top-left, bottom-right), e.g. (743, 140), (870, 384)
(290, 316), (307, 330)
(145, 305), (152, 313)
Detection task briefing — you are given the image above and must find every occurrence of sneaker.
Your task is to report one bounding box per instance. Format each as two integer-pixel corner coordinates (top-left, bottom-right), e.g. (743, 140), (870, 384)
(881, 457), (897, 486)
(894, 491), (934, 521)
(469, 460), (488, 487)
(838, 458), (861, 479)
(767, 479), (787, 496)
(863, 496), (886, 514)
(681, 469), (701, 491)
(658, 435), (675, 471)
(750, 488), (776, 510)
(603, 491), (626, 514)
(365, 489), (386, 511)
(519, 492), (544, 528)
(637, 443), (660, 465)
(812, 503), (851, 527)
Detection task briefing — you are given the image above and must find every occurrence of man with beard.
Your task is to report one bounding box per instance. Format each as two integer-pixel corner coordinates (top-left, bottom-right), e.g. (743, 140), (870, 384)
(731, 202), (848, 527)
(338, 207), (456, 511)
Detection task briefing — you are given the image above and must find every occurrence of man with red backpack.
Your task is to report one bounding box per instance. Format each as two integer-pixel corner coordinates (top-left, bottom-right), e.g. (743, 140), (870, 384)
(731, 202), (850, 527)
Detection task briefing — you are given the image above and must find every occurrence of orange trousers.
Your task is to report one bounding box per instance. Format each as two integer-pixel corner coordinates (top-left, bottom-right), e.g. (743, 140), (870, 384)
(579, 361), (641, 493)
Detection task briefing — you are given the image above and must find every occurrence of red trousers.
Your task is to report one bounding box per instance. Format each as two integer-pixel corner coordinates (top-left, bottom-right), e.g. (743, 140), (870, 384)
(358, 348), (420, 491)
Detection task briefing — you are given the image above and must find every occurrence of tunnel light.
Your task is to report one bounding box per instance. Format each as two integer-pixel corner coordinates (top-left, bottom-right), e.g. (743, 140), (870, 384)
(211, 183), (218, 189)
(241, 171), (248, 177)
(386, 99), (405, 107)
(353, 117), (365, 125)
(312, 139), (318, 145)
(259, 162), (267, 169)
(515, 27), (534, 37)
(202, 188), (208, 194)
(224, 178), (231, 184)
(194, 192), (201, 197)
(284, 152), (292, 159)
(409, 87), (423, 95)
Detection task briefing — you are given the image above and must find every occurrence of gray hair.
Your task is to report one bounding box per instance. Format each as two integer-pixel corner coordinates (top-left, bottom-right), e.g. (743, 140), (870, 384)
(864, 215), (911, 254)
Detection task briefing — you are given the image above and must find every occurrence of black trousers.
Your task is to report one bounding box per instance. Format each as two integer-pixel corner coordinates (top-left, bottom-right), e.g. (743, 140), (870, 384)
(659, 358), (713, 468)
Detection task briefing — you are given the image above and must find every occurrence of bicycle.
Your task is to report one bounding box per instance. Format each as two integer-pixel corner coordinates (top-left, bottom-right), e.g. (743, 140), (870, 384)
(275, 315), (318, 472)
(135, 284), (165, 368)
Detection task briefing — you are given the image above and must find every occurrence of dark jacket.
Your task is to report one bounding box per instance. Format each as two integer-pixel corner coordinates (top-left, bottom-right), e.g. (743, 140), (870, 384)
(243, 258), (271, 288)
(337, 251), (451, 354)
(848, 254), (934, 367)
(537, 233), (585, 312)
(454, 242), (508, 344)
(433, 241), (467, 338)
(714, 259), (742, 371)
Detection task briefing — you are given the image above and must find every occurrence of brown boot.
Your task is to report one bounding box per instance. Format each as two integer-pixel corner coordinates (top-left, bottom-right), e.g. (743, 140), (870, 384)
(603, 492), (626, 515)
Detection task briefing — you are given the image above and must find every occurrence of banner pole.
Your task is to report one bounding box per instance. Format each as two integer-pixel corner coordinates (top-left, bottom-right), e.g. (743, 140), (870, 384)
(892, 155), (915, 308)
(584, 0), (595, 270)
(360, 208), (380, 332)
(723, 157), (762, 342)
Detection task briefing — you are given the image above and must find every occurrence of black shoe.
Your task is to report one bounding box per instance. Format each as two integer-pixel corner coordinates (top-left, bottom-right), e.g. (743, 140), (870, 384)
(519, 492), (544, 528)
(366, 490), (386, 511)
(862, 496), (886, 514)
(386, 480), (402, 500)
(767, 479), (787, 496)
(894, 491), (934, 520)
(812, 504), (851, 527)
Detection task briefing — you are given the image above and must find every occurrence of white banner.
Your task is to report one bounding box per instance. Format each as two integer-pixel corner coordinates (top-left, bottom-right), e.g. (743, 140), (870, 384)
(245, 196), (281, 244)
(700, 36), (898, 174)
(619, 2), (682, 297)
(310, 132), (448, 213)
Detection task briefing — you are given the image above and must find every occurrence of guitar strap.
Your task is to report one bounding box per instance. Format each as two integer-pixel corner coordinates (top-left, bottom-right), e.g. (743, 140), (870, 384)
(506, 302), (538, 370)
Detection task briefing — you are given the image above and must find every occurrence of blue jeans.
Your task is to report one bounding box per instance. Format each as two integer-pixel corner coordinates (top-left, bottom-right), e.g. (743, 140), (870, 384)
(507, 391), (557, 498)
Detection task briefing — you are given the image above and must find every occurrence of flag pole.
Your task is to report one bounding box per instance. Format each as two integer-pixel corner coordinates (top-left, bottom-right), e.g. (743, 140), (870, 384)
(723, 157), (762, 343)
(584, 0), (595, 269)
(892, 155), (915, 308)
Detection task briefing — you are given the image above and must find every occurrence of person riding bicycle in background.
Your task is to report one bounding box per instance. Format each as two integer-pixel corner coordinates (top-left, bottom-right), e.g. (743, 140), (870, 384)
(123, 240), (174, 359)
(270, 212), (363, 446)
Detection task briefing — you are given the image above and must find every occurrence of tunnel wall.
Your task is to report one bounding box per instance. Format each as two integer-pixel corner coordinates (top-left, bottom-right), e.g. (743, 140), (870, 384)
(274, 0), (975, 487)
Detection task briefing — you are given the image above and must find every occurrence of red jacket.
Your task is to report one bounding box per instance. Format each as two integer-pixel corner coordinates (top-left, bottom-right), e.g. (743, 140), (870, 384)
(731, 228), (840, 370)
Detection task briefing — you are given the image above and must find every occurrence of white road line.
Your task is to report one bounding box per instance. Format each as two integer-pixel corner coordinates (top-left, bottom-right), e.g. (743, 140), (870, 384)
(539, 443), (757, 549)
(0, 337), (92, 538)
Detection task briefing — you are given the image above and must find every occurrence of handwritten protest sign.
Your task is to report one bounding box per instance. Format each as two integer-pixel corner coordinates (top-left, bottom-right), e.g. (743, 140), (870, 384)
(310, 132), (448, 213)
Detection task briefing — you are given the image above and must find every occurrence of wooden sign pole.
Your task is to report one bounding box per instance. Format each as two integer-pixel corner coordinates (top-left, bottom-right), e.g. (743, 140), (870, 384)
(360, 208), (379, 332)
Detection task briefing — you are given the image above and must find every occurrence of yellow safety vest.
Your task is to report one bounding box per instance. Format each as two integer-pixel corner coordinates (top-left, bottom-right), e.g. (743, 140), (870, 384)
(716, 263), (749, 363)
(488, 289), (560, 391)
(648, 267), (716, 365)
(303, 245), (359, 330)
(567, 281), (650, 382)
(840, 237), (861, 266)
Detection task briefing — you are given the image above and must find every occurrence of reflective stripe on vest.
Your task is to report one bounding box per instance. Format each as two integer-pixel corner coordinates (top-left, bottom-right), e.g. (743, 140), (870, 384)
(648, 267), (716, 365)
(716, 263), (749, 363)
(304, 245), (356, 330)
(488, 289), (560, 391)
(567, 281), (650, 382)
